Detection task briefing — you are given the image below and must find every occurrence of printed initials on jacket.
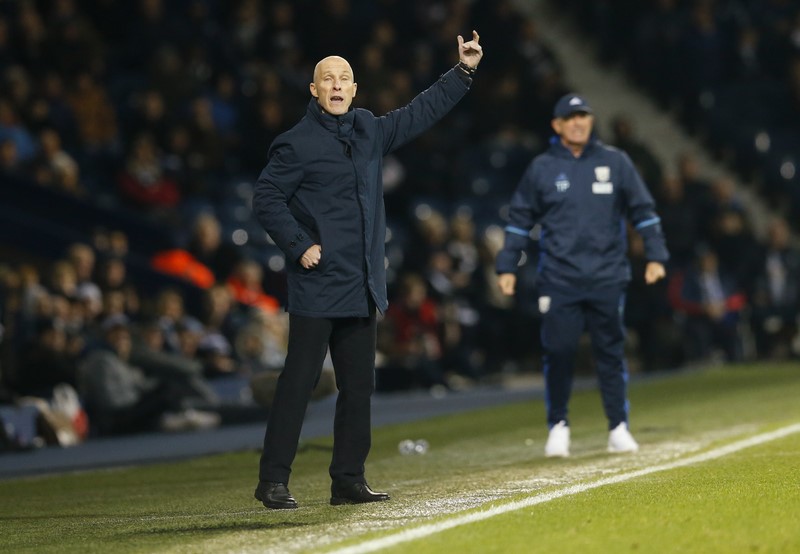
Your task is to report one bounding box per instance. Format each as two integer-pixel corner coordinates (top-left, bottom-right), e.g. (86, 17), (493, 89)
(554, 172), (570, 192)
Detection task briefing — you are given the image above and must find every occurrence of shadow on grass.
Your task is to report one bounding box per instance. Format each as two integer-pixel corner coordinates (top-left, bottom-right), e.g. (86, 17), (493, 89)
(134, 520), (314, 535)
(297, 442), (333, 453)
(0, 514), (115, 521)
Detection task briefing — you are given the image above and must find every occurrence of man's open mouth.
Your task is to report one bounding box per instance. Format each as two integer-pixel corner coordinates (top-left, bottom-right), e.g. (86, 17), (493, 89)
(331, 96), (344, 103)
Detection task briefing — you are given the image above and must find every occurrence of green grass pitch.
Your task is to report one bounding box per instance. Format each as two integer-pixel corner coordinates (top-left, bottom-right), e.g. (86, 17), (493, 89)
(1, 363), (799, 553)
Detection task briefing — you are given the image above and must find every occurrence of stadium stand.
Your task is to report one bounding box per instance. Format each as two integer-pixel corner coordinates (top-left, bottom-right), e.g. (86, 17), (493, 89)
(1, 0), (799, 451)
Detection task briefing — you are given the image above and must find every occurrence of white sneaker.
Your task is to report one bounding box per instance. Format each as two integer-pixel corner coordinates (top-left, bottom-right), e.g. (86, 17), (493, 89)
(608, 422), (639, 453)
(545, 420), (570, 457)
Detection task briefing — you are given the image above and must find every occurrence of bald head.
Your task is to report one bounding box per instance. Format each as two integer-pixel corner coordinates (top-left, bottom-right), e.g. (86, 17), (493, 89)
(310, 56), (357, 116)
(313, 56), (353, 82)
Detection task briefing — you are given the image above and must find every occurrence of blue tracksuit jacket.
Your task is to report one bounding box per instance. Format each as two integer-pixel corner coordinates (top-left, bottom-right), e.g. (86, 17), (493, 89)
(496, 137), (669, 288)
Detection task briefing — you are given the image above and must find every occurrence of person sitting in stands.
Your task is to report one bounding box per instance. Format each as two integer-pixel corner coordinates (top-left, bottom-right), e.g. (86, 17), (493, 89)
(226, 259), (280, 315)
(669, 246), (746, 363)
(77, 315), (219, 435)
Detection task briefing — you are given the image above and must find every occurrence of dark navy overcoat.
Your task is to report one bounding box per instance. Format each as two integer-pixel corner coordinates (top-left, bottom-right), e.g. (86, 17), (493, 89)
(253, 67), (471, 317)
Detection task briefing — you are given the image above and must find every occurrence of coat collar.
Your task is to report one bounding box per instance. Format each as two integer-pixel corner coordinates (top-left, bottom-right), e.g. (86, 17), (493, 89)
(307, 98), (355, 136)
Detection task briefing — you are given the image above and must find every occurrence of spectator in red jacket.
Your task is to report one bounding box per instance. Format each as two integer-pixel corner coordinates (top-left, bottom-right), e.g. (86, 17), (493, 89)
(117, 133), (180, 211)
(669, 245), (746, 363)
(226, 259), (280, 315)
(378, 272), (447, 391)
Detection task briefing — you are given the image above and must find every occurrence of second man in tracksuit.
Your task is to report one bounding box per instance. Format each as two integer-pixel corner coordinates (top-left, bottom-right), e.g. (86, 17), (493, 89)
(495, 94), (669, 457)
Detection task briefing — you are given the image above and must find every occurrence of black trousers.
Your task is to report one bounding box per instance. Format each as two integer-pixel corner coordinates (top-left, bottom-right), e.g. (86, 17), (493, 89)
(259, 307), (377, 485)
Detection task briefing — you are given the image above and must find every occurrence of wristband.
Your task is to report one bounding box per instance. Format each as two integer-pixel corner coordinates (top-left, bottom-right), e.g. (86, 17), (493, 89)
(457, 61), (476, 76)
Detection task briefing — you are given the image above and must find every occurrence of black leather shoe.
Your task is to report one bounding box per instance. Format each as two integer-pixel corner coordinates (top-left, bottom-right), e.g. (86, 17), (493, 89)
(254, 481), (298, 509)
(330, 482), (390, 505)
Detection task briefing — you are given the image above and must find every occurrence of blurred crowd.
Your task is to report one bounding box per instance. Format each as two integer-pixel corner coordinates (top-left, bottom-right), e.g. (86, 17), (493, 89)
(557, 0), (800, 227)
(1, 0), (799, 446)
(556, 0), (800, 365)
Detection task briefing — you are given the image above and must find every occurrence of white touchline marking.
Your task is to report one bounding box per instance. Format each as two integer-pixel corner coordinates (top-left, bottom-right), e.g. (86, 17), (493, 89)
(326, 423), (800, 554)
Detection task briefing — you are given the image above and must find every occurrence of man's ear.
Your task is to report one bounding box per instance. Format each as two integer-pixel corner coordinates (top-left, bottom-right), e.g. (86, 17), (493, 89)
(352, 82), (357, 97)
(309, 83), (318, 98)
(551, 118), (560, 134)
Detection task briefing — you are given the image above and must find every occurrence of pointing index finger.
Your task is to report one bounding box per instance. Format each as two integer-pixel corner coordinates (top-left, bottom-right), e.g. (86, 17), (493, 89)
(472, 30), (480, 43)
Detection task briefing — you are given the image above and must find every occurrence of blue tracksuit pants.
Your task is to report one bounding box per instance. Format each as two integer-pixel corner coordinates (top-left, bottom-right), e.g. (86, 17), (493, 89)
(538, 284), (630, 430)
